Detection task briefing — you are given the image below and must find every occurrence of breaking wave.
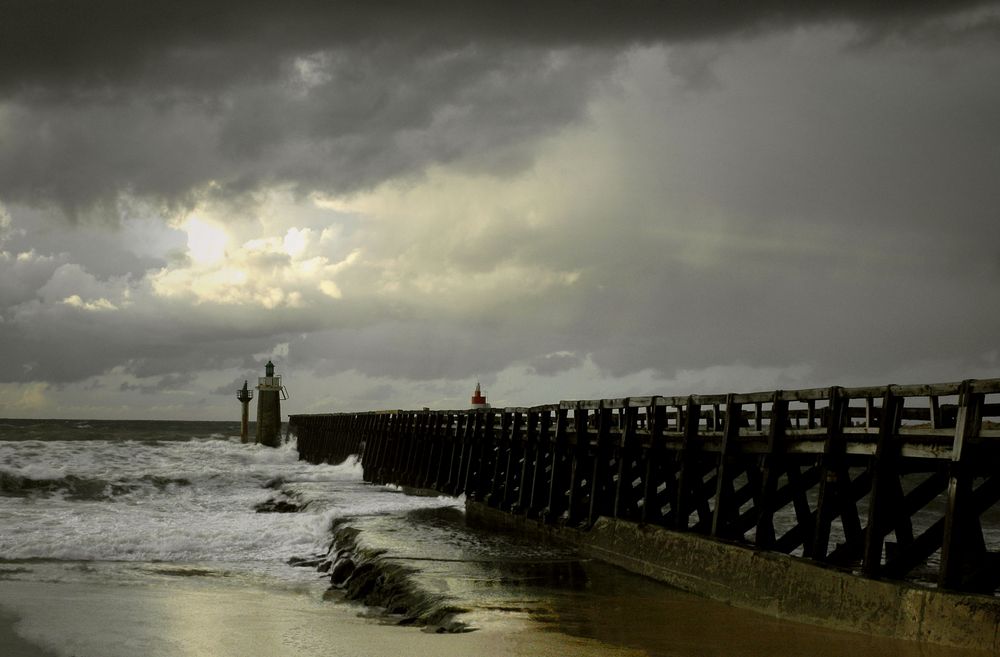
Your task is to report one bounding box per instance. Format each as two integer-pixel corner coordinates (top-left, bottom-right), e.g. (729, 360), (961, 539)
(0, 470), (191, 500)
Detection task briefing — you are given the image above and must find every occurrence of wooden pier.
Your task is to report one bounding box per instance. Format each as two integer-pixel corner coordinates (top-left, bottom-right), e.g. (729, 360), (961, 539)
(291, 378), (1000, 595)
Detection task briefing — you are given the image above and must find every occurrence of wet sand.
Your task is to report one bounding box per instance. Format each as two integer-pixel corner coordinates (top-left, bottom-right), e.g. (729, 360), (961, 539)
(0, 577), (640, 657)
(540, 559), (985, 657)
(1, 609), (59, 657)
(0, 567), (990, 657)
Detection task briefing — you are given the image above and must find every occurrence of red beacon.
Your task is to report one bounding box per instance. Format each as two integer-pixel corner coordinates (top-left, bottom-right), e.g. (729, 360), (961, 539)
(470, 381), (490, 409)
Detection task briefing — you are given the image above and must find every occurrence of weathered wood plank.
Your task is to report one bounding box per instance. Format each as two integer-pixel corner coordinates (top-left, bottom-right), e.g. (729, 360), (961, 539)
(862, 389), (904, 578)
(940, 381), (986, 589)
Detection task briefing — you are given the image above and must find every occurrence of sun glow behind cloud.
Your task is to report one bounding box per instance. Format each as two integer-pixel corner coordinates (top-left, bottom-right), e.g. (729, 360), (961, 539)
(149, 200), (360, 308)
(182, 218), (229, 265)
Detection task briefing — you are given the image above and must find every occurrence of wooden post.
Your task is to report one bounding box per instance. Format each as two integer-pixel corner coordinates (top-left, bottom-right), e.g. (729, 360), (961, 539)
(501, 409), (523, 510)
(401, 412), (421, 485)
(462, 411), (485, 498)
(675, 397), (702, 531)
(565, 404), (588, 526)
(809, 387), (846, 560)
(440, 412), (454, 492)
(476, 409), (497, 502)
(639, 402), (658, 524)
(543, 406), (570, 524)
(486, 410), (509, 507)
(443, 412), (462, 494)
(711, 395), (741, 539)
(612, 403), (639, 520)
(862, 388), (904, 578)
(453, 410), (472, 495)
(755, 392), (788, 549)
(587, 404), (615, 526)
(641, 401), (671, 526)
(521, 409), (542, 516)
(421, 411), (439, 489)
(939, 380), (985, 589)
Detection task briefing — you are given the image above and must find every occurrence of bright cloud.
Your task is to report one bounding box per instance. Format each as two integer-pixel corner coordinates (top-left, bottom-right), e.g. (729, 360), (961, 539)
(182, 217), (229, 265)
(150, 201), (360, 308)
(282, 227), (311, 258)
(0, 382), (51, 413)
(63, 295), (118, 312)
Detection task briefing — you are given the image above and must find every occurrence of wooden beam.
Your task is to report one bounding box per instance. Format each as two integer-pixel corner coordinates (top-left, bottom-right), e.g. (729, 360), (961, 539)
(940, 380), (986, 589)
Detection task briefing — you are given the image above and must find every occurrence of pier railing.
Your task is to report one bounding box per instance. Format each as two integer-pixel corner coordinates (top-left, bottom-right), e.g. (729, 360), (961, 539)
(290, 378), (1000, 594)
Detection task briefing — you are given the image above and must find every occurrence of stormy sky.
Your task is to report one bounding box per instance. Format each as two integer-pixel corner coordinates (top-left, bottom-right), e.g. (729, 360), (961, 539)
(1, 1), (999, 419)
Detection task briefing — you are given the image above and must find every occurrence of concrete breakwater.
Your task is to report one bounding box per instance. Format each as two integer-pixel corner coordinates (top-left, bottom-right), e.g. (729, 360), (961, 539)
(290, 378), (1000, 650)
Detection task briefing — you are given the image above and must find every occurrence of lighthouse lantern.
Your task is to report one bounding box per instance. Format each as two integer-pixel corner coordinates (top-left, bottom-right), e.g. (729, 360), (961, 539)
(470, 382), (490, 409)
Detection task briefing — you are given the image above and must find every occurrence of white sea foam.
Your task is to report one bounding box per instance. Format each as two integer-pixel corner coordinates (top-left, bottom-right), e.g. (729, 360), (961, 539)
(0, 436), (459, 578)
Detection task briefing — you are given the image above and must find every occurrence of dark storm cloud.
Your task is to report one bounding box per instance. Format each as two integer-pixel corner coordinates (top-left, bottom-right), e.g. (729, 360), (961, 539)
(0, 42), (612, 215)
(286, 323), (561, 382)
(528, 352), (585, 377)
(212, 374), (260, 396)
(0, 251), (69, 308)
(0, 285), (308, 383)
(3, 208), (172, 279)
(0, 1), (994, 215)
(2, 0), (993, 90)
(285, 225), (1000, 391)
(119, 373), (187, 394)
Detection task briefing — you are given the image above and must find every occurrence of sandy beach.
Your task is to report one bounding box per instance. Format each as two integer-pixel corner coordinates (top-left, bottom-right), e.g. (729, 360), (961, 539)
(0, 576), (641, 657)
(1, 608), (59, 657)
(1, 565), (988, 657)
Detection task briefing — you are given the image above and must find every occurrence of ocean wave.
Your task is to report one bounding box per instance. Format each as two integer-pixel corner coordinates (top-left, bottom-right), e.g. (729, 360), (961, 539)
(0, 434), (450, 567)
(0, 470), (191, 501)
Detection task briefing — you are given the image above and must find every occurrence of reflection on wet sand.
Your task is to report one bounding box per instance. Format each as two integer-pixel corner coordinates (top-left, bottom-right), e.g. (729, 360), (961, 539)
(0, 577), (641, 657)
(353, 506), (989, 657)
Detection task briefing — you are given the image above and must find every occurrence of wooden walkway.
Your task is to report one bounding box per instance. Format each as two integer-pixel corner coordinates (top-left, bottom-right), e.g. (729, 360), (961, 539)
(290, 378), (1000, 594)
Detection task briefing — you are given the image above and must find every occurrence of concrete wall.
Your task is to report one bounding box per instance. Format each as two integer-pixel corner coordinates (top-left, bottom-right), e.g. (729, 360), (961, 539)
(466, 502), (1000, 652)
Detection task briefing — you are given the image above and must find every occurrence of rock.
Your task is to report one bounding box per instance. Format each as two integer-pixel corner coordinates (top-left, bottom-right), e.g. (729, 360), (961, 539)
(287, 556), (324, 568)
(254, 497), (309, 513)
(330, 557), (356, 586)
(344, 562), (378, 599)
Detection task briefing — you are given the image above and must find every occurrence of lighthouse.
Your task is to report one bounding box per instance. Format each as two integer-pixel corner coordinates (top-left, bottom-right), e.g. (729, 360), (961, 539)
(470, 381), (490, 409)
(255, 360), (289, 447)
(236, 380), (254, 443)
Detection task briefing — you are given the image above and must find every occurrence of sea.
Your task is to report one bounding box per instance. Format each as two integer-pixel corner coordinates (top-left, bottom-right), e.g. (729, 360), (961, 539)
(0, 419), (981, 657)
